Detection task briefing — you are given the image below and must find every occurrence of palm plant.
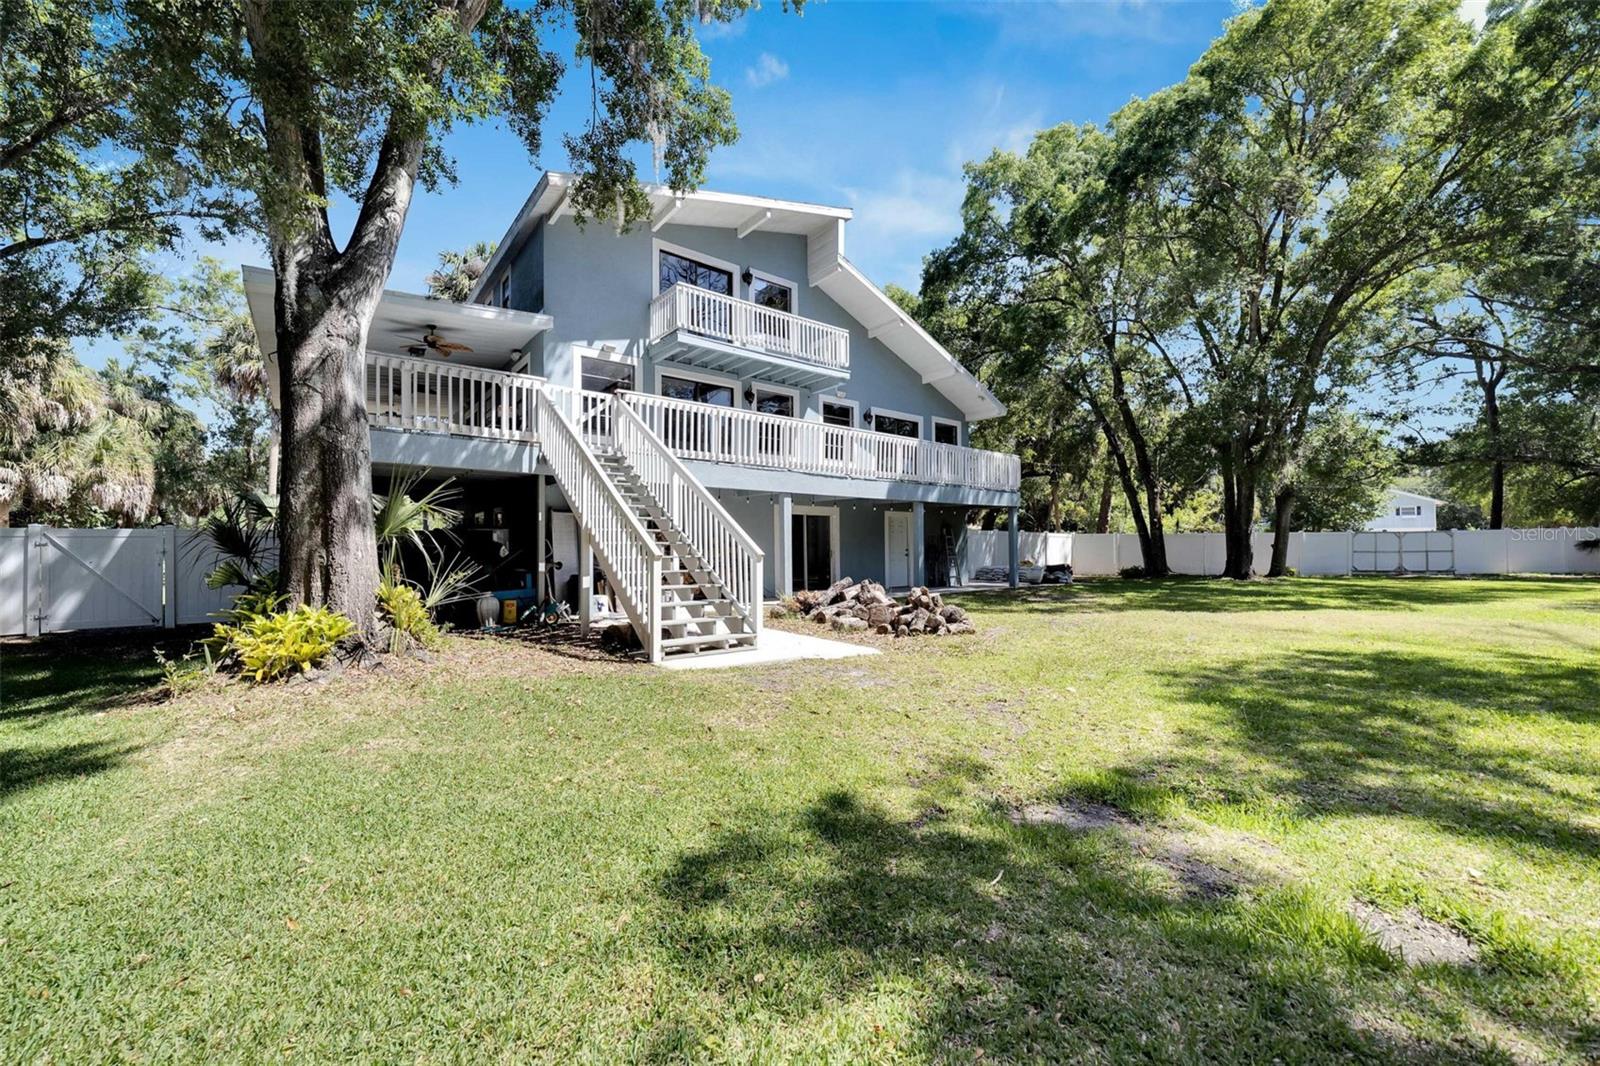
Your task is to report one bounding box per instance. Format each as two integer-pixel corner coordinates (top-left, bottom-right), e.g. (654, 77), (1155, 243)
(195, 492), (278, 592)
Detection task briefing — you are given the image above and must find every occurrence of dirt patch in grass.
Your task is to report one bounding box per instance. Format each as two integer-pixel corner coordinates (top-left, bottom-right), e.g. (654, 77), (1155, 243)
(1348, 901), (1479, 967)
(1011, 798), (1277, 901)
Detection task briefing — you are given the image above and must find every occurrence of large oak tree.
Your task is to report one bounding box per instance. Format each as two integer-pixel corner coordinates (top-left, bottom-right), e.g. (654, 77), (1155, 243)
(123, 0), (765, 640)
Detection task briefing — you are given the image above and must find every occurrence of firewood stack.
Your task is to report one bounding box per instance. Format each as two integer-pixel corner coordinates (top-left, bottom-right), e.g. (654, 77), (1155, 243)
(788, 578), (976, 637)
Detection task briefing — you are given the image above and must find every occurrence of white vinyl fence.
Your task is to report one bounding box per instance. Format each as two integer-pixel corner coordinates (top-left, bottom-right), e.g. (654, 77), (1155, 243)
(965, 527), (1600, 580)
(0, 525), (272, 637)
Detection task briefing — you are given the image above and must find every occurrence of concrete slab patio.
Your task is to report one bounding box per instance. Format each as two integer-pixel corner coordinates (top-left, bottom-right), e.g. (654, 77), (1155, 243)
(657, 627), (879, 671)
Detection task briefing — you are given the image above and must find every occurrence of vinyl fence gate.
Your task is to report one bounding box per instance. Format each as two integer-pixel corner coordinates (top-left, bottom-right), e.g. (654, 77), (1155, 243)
(1, 525), (253, 637)
(1350, 530), (1456, 575)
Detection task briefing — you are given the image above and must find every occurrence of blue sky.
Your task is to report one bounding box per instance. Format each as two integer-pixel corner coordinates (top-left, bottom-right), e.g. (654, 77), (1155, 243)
(186, 0), (1239, 312)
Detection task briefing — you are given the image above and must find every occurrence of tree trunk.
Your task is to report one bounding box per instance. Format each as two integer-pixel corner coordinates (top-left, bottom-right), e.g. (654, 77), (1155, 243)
(1095, 462), (1114, 534)
(1267, 484), (1294, 577)
(273, 283), (384, 638)
(1477, 355), (1507, 530)
(0, 499), (11, 528)
(1220, 459), (1257, 579)
(1106, 350), (1169, 576)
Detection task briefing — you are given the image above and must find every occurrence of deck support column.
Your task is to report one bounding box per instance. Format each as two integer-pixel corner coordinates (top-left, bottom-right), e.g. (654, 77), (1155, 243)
(912, 501), (926, 588)
(578, 525), (593, 636)
(776, 493), (793, 599)
(534, 474), (547, 601)
(1008, 507), (1021, 588)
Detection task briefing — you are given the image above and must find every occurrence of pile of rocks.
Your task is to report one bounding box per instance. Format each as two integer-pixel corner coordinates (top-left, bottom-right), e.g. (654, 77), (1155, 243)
(789, 578), (975, 637)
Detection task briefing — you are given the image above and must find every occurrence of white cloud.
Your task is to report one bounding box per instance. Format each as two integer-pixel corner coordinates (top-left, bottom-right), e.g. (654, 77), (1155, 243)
(698, 17), (747, 41)
(744, 52), (790, 89)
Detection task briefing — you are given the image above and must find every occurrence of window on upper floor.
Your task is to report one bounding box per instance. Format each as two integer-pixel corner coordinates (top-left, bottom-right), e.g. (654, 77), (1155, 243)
(582, 357), (634, 394)
(751, 387), (795, 417)
(498, 275), (510, 308)
(749, 274), (793, 314)
(661, 373), (734, 408)
(821, 401), (855, 428)
(659, 250), (732, 296)
(932, 419), (959, 446)
(1395, 505), (1421, 516)
(871, 411), (921, 439)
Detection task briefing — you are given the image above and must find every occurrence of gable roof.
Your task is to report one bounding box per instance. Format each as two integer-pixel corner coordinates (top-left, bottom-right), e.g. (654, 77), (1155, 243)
(1386, 488), (1447, 504)
(472, 171), (1005, 421)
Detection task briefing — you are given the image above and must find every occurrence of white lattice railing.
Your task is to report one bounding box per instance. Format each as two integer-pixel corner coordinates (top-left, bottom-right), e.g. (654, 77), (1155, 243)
(364, 352), (538, 440)
(618, 391), (1021, 492)
(533, 391), (666, 662)
(649, 284), (850, 372)
(611, 398), (764, 639)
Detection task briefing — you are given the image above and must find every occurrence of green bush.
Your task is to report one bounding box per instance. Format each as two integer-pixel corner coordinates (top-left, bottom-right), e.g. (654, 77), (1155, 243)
(214, 604), (355, 683)
(377, 578), (442, 653)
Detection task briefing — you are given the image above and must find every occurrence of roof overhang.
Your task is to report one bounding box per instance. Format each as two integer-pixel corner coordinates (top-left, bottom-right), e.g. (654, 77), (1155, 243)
(812, 258), (1005, 422)
(242, 265), (553, 406)
(470, 171), (854, 305)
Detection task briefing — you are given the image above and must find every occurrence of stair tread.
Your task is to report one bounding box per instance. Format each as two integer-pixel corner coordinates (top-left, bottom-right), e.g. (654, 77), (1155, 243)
(662, 633), (758, 650)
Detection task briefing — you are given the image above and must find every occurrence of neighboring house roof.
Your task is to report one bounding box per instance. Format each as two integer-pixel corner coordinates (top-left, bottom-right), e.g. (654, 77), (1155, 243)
(1385, 489), (1447, 504)
(241, 265), (553, 405)
(472, 171), (1006, 422)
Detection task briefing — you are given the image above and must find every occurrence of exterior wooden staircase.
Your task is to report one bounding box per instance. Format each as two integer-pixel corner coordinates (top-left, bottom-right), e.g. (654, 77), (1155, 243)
(535, 388), (763, 662)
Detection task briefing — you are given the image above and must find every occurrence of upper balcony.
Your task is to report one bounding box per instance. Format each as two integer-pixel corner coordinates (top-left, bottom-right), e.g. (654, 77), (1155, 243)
(648, 284), (851, 389)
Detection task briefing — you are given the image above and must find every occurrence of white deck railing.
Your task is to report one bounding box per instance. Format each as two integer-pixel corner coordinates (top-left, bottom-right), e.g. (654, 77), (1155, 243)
(611, 399), (764, 639)
(362, 355), (1019, 494)
(533, 390), (666, 662)
(649, 284), (850, 372)
(365, 352), (538, 441)
(617, 391), (1021, 492)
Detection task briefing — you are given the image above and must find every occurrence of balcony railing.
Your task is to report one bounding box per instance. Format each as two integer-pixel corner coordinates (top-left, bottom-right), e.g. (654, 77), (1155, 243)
(649, 284), (850, 372)
(361, 354), (1019, 493)
(364, 352), (539, 441)
(618, 391), (1020, 493)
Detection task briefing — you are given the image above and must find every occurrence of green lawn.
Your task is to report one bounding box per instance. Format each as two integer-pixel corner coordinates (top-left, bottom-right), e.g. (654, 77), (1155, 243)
(3, 577), (1598, 1062)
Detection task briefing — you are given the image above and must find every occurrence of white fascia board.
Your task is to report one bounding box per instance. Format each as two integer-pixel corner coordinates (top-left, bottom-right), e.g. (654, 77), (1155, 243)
(824, 258), (1006, 422)
(867, 319), (905, 340)
(466, 174), (556, 304)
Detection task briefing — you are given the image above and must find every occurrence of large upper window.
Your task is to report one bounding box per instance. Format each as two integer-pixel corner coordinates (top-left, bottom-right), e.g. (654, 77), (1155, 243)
(872, 412), (921, 439)
(660, 374), (734, 408)
(932, 420), (959, 446)
(659, 250), (732, 296)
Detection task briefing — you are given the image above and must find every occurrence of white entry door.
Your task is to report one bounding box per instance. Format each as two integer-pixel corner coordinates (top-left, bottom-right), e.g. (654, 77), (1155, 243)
(884, 511), (913, 588)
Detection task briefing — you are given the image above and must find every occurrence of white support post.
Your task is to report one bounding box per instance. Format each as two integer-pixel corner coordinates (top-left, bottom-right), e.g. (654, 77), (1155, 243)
(25, 523), (43, 637)
(1007, 509), (1020, 589)
(534, 475), (547, 600)
(578, 525), (593, 636)
(776, 493), (794, 599)
(162, 525), (178, 628)
(912, 501), (926, 588)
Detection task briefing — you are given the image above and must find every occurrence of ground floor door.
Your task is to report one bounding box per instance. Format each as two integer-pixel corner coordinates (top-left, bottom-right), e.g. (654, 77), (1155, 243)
(791, 512), (834, 591)
(884, 511), (913, 588)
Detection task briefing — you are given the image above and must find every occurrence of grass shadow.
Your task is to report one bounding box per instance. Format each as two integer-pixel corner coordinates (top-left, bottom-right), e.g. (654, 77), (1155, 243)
(1130, 647), (1600, 859)
(653, 769), (1513, 1062)
(0, 629), (199, 726)
(0, 737), (141, 802)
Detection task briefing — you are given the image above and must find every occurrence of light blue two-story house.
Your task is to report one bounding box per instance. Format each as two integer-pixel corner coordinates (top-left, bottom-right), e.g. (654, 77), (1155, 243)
(245, 172), (1020, 661)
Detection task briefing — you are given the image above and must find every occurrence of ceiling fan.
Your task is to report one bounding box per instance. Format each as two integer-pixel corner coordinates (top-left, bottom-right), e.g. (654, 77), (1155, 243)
(406, 324), (473, 358)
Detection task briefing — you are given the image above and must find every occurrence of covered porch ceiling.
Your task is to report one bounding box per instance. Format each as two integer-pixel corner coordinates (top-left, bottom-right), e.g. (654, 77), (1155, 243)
(242, 265), (554, 405)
